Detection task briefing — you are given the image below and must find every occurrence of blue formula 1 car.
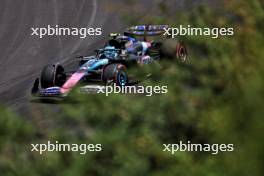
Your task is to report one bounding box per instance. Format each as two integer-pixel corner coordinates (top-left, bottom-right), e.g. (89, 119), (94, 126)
(31, 25), (187, 98)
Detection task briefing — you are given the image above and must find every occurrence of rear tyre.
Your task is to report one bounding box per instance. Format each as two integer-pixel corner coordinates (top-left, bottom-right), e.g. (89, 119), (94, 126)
(40, 64), (66, 88)
(160, 39), (187, 62)
(176, 43), (187, 62)
(102, 63), (128, 86)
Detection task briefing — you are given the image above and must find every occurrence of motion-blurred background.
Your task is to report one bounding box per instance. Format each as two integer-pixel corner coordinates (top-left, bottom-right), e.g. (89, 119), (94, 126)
(0, 0), (263, 175)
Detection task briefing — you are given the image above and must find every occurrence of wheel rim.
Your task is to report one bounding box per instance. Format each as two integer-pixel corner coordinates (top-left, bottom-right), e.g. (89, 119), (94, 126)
(176, 44), (187, 62)
(117, 71), (127, 86)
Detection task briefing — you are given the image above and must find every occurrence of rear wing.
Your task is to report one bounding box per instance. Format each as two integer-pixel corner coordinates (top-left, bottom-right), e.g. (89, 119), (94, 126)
(124, 25), (170, 36)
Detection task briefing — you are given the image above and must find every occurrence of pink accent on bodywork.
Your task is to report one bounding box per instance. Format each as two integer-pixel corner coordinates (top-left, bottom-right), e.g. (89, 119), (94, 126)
(60, 71), (86, 94)
(146, 42), (151, 47)
(142, 42), (151, 48)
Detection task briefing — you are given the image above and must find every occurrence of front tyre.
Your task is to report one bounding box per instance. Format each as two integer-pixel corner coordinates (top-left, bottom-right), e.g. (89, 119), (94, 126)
(40, 64), (66, 88)
(102, 63), (128, 86)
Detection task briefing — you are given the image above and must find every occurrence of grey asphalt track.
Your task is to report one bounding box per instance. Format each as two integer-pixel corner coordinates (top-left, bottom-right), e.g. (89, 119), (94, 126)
(0, 0), (160, 118)
(0, 0), (122, 114)
(0, 0), (216, 116)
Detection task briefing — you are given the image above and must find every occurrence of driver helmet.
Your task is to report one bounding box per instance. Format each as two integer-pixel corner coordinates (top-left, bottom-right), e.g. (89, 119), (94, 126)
(104, 46), (118, 59)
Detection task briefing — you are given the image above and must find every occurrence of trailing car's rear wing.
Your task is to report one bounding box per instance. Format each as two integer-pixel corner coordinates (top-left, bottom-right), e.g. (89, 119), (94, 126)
(125, 25), (170, 36)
